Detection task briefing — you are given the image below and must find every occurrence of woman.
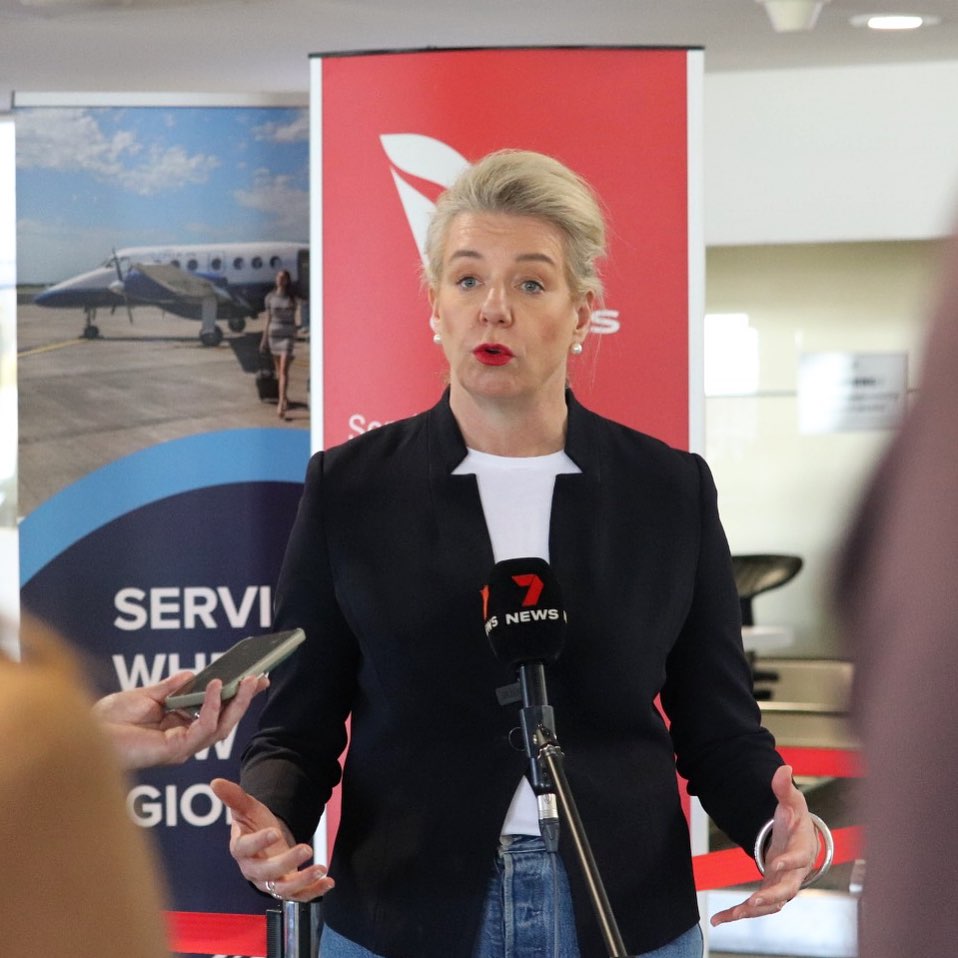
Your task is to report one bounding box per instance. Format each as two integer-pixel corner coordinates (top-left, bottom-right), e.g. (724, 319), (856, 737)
(261, 268), (298, 418)
(213, 150), (822, 958)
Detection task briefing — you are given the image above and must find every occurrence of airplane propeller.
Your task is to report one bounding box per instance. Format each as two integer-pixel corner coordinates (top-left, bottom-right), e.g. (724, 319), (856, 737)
(107, 248), (135, 324)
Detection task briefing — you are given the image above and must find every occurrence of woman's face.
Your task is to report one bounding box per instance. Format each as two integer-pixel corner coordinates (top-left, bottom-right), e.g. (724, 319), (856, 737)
(428, 212), (592, 407)
(276, 270), (290, 289)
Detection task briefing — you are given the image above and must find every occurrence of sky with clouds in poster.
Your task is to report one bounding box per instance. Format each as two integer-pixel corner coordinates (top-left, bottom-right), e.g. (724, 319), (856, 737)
(14, 105), (308, 283)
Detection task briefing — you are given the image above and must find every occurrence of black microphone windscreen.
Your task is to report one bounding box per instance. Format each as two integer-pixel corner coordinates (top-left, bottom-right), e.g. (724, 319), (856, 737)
(482, 557), (566, 669)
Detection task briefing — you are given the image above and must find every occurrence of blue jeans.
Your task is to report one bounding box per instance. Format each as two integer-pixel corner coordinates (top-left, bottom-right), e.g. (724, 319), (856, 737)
(319, 923), (387, 958)
(471, 834), (579, 958)
(318, 834), (703, 958)
(632, 925), (703, 958)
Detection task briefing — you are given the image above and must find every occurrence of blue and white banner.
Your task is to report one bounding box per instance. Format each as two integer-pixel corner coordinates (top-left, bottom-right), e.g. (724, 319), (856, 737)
(16, 101), (311, 951)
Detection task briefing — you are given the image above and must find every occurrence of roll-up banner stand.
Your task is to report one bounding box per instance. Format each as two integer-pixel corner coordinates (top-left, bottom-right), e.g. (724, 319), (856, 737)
(310, 42), (706, 871)
(15, 94), (311, 956)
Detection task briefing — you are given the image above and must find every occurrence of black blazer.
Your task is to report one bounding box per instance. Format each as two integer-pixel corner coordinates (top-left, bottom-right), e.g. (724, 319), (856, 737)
(241, 390), (782, 958)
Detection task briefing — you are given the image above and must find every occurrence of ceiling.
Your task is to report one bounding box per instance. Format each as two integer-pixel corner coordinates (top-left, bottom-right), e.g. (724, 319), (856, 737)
(0, 0), (957, 103)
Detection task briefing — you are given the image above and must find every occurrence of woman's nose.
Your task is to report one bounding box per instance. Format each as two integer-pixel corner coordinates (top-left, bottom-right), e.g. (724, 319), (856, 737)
(480, 285), (512, 324)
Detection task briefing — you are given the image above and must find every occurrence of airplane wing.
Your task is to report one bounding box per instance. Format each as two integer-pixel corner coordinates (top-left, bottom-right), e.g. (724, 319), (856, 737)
(127, 262), (243, 304)
(122, 262), (256, 319)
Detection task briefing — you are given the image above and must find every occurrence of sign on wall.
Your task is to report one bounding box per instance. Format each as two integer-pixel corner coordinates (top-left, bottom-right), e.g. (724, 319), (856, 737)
(798, 351), (909, 433)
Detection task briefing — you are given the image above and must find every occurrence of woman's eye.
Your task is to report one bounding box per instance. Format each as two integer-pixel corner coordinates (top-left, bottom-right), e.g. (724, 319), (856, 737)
(457, 275), (479, 290)
(520, 279), (544, 293)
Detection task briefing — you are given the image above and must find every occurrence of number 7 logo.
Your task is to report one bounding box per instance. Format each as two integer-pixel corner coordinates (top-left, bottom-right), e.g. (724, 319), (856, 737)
(512, 573), (544, 607)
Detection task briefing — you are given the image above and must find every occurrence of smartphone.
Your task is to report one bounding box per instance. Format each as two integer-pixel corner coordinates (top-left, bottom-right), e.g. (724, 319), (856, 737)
(164, 627), (305, 715)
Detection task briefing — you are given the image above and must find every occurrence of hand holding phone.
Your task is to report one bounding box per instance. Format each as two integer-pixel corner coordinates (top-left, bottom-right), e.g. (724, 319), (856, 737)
(164, 628), (305, 715)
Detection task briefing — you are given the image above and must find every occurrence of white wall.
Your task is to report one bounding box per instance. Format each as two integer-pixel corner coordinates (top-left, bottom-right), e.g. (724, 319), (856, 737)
(694, 61), (958, 658)
(705, 60), (958, 245)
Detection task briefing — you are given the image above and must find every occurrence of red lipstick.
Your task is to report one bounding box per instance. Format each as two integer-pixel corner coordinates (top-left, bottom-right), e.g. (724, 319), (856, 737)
(473, 343), (514, 366)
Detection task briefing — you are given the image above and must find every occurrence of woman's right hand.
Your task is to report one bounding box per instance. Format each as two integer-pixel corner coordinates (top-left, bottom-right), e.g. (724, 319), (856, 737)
(210, 778), (334, 902)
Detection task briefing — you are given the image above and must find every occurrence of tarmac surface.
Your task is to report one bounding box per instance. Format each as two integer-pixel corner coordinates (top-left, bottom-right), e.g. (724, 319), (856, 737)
(17, 302), (310, 516)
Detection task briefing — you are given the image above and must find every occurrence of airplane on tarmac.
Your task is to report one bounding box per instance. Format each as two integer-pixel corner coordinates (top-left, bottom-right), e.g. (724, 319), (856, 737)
(33, 241), (310, 347)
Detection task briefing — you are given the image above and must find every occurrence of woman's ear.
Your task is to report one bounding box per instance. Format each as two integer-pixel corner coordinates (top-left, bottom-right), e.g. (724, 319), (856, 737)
(428, 287), (440, 327)
(573, 290), (594, 342)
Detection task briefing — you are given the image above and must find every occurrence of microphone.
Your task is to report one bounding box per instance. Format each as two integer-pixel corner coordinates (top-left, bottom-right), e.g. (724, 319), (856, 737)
(483, 557), (566, 851)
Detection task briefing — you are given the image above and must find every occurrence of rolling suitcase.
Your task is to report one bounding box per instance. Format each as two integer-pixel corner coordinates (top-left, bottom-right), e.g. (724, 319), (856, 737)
(256, 351), (279, 402)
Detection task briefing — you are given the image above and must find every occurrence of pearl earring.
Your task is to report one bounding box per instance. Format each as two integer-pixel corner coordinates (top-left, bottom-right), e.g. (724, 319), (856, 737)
(570, 342), (583, 355)
(433, 332), (442, 344)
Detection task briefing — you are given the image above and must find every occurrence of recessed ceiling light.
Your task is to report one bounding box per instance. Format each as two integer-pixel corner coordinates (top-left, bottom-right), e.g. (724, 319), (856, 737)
(850, 13), (942, 30)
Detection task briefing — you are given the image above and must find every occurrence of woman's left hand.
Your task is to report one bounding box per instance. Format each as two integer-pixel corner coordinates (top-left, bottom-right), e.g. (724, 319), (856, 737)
(710, 765), (818, 925)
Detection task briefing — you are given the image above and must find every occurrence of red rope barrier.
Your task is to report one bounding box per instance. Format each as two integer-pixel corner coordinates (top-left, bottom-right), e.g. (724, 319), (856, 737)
(778, 745), (864, 778)
(166, 911), (266, 956)
(692, 743), (864, 891)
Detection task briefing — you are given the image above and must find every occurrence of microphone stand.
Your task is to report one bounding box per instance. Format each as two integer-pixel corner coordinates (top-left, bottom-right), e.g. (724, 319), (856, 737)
(518, 674), (637, 958)
(518, 664), (560, 853)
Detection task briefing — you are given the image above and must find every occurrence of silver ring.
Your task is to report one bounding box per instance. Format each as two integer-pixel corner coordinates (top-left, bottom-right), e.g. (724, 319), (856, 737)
(265, 879), (284, 901)
(753, 813), (834, 888)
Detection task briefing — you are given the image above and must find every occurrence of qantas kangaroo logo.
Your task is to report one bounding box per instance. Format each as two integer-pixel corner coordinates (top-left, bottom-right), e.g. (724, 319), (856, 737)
(380, 133), (471, 267)
(379, 133), (620, 336)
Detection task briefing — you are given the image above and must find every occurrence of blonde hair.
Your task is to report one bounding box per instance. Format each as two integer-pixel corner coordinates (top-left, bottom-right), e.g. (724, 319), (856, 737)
(424, 149), (606, 301)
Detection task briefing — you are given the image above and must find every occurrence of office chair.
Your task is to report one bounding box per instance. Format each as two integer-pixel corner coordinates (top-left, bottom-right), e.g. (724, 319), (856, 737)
(732, 553), (803, 696)
(732, 553), (803, 627)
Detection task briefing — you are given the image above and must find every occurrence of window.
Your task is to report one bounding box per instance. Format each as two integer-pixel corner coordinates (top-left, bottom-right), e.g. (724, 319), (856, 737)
(233, 257), (244, 270)
(252, 256), (263, 269)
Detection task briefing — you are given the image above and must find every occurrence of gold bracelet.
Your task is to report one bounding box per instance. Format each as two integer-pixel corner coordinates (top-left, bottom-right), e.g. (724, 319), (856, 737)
(753, 813), (835, 888)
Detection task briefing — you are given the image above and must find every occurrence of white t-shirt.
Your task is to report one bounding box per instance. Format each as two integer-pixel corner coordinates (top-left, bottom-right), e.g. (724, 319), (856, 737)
(453, 447), (581, 834)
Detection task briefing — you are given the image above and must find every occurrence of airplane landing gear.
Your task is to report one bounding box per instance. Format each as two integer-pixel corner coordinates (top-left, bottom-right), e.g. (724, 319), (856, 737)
(198, 296), (223, 347)
(200, 325), (224, 347)
(81, 307), (101, 340)
(228, 317), (247, 333)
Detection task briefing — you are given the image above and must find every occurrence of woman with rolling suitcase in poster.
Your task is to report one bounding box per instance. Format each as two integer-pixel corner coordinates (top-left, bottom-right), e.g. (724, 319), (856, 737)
(260, 268), (299, 419)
